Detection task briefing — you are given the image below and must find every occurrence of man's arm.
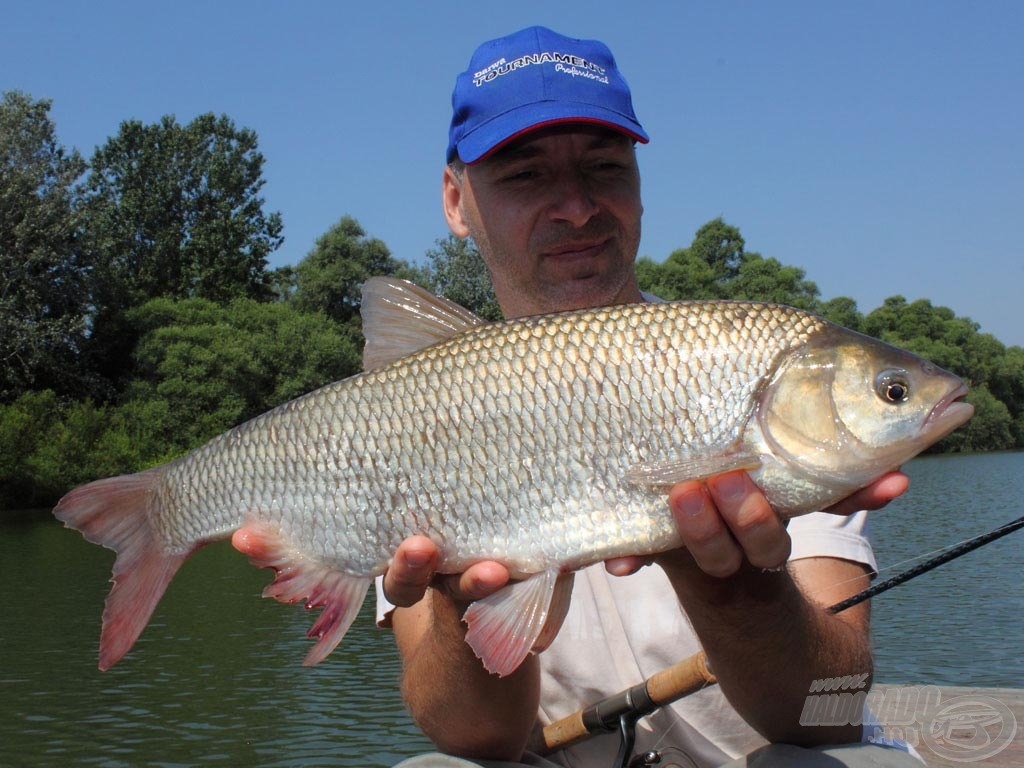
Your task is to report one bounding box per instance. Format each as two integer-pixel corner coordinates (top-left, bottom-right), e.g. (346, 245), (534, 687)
(387, 538), (540, 760)
(654, 472), (886, 745)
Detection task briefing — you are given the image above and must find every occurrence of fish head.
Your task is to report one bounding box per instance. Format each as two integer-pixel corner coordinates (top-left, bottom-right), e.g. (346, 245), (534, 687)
(758, 327), (974, 491)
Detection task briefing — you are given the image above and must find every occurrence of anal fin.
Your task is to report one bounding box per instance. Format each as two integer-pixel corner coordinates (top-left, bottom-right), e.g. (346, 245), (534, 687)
(232, 523), (370, 666)
(463, 569), (572, 677)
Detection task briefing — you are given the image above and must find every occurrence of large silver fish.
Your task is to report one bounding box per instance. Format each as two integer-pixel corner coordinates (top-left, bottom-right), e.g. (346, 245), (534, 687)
(54, 277), (973, 676)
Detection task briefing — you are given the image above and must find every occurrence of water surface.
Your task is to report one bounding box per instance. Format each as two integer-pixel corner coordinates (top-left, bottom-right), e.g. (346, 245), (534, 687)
(2, 524), (431, 767)
(867, 451), (1024, 688)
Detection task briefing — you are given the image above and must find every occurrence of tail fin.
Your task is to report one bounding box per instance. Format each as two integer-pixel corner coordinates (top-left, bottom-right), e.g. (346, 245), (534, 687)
(53, 469), (191, 670)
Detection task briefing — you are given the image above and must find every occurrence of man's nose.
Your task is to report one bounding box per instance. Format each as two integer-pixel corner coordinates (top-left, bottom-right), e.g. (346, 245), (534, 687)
(546, 172), (600, 227)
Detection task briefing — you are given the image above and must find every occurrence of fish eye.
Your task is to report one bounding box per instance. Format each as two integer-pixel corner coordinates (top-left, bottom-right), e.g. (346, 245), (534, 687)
(876, 371), (910, 404)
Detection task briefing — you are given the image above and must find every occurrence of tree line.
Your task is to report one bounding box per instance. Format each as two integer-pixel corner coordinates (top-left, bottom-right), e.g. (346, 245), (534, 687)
(2, 91), (1021, 510)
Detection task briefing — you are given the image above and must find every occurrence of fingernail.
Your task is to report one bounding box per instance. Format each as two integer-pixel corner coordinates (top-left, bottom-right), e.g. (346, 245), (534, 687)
(673, 488), (706, 518)
(607, 561), (639, 577)
(710, 472), (746, 502)
(404, 550), (432, 568)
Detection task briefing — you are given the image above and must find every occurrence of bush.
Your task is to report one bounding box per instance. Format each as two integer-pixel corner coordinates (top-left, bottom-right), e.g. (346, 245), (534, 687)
(0, 391), (61, 509)
(938, 385), (1014, 453)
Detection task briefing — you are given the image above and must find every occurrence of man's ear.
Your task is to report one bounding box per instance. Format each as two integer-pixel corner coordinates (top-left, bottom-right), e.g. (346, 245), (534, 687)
(442, 165), (471, 238)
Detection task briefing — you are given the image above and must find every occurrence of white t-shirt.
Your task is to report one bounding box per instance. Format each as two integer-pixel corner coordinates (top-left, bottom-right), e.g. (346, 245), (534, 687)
(375, 511), (876, 766)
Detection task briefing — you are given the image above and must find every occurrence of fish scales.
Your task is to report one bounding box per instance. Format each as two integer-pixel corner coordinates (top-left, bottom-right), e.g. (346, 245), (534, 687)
(53, 277), (973, 673)
(154, 300), (822, 574)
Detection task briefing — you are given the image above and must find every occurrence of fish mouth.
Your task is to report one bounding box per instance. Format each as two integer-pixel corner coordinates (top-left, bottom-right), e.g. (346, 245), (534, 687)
(924, 383), (974, 438)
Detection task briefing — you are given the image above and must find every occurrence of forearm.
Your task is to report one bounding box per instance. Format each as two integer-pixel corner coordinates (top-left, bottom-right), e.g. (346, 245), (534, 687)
(659, 555), (871, 745)
(394, 587), (541, 759)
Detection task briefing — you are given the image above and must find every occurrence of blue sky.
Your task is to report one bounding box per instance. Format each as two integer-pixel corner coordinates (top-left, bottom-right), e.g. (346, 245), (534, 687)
(6, 1), (1022, 346)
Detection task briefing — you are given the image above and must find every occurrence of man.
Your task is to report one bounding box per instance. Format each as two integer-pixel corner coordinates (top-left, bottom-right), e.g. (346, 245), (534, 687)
(380, 26), (919, 767)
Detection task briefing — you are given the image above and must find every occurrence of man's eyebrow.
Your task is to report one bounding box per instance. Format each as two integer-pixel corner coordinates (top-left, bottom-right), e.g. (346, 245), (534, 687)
(488, 142), (544, 165)
(489, 132), (631, 165)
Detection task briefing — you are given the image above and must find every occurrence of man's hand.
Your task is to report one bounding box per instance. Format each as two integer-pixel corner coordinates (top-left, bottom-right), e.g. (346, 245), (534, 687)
(663, 472), (791, 576)
(608, 470), (909, 579)
(382, 534), (511, 607)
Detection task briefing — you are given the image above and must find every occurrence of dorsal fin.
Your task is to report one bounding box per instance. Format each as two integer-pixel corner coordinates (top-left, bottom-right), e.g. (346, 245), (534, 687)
(360, 276), (486, 370)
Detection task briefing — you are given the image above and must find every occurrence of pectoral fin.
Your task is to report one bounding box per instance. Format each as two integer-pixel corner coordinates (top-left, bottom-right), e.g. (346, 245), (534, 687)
(463, 569), (572, 677)
(625, 451), (762, 490)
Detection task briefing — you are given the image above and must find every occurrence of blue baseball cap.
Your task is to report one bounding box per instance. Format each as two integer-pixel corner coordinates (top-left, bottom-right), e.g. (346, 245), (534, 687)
(447, 26), (650, 164)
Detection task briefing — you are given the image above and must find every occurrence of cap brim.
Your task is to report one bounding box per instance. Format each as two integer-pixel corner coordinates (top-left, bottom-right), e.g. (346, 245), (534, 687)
(456, 103), (649, 164)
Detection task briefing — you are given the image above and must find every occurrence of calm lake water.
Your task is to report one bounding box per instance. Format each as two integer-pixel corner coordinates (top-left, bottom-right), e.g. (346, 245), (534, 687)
(2, 451), (1022, 767)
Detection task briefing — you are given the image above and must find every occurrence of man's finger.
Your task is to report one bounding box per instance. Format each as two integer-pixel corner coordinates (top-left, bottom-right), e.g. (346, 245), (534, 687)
(825, 471), (909, 515)
(668, 480), (744, 577)
(383, 535), (439, 607)
(705, 472), (790, 570)
(443, 561), (512, 603)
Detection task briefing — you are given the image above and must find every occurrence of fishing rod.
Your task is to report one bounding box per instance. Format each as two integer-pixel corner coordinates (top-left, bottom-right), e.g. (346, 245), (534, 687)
(534, 513), (1024, 765)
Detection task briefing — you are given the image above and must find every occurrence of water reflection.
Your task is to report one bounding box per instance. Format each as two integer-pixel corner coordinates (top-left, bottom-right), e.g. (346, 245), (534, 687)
(3, 527), (431, 767)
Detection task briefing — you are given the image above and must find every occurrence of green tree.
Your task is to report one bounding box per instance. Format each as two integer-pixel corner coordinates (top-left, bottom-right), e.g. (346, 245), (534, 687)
(958, 331), (1006, 393)
(0, 390), (61, 508)
(689, 217), (746, 281)
(291, 216), (403, 327)
(636, 218), (745, 301)
(636, 218), (821, 309)
(127, 297), (360, 452)
(1, 389), (182, 510)
(421, 235), (502, 320)
(725, 254), (820, 309)
(817, 297), (864, 332)
(25, 398), (144, 503)
(636, 249), (718, 300)
(0, 91), (89, 402)
(990, 345), (1024, 445)
(82, 112), (283, 306)
(80, 112), (284, 398)
(863, 297), (977, 377)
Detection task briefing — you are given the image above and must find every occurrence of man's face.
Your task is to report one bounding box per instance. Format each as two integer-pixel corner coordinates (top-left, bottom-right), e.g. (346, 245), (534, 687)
(443, 126), (644, 318)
